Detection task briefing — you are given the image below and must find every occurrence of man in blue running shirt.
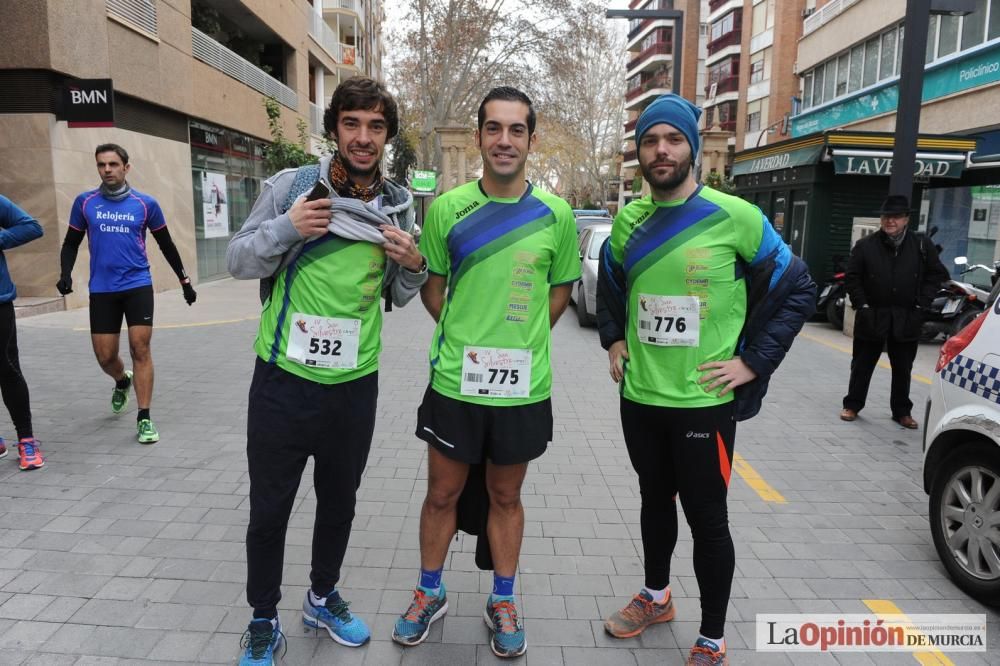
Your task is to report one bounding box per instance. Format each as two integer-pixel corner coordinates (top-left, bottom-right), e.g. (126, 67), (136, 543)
(57, 143), (196, 444)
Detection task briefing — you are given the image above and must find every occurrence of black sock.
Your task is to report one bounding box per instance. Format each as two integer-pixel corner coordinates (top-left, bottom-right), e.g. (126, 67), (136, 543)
(137, 408), (150, 422)
(115, 376), (130, 390)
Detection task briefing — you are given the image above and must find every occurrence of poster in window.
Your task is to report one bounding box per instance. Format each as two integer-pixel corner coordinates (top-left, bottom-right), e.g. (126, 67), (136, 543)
(201, 171), (229, 239)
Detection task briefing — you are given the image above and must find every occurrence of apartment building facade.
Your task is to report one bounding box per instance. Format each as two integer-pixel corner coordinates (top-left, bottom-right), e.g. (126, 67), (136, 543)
(733, 0), (1000, 283)
(619, 0), (706, 206)
(0, 0), (383, 307)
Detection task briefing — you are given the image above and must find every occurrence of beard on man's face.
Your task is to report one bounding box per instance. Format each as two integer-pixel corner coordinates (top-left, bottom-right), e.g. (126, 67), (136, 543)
(639, 153), (692, 193)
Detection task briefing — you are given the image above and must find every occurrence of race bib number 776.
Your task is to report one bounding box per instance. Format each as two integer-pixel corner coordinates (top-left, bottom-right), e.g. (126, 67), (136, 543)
(637, 295), (700, 347)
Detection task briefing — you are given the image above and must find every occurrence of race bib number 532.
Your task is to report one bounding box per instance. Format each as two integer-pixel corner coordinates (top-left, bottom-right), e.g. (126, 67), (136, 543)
(285, 313), (360, 368)
(637, 295), (700, 347)
(461, 346), (532, 398)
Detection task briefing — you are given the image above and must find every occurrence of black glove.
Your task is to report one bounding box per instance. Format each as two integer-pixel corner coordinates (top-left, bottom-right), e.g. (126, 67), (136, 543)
(56, 276), (73, 295)
(182, 281), (197, 306)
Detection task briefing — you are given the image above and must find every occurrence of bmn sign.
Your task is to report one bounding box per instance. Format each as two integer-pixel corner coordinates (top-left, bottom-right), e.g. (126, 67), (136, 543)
(59, 79), (115, 128)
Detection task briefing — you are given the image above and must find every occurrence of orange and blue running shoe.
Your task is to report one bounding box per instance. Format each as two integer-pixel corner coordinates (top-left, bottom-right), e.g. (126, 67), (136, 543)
(0, 437), (7, 459)
(17, 438), (44, 470)
(392, 586), (448, 646)
(484, 595), (527, 658)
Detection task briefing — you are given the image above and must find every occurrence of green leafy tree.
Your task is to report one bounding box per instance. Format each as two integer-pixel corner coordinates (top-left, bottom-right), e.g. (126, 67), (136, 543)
(391, 129), (418, 184)
(703, 170), (737, 195)
(261, 97), (318, 173)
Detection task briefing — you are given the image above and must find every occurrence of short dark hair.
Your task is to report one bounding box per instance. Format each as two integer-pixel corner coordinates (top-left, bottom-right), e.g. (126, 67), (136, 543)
(477, 87), (536, 135)
(95, 143), (129, 164)
(323, 77), (398, 140)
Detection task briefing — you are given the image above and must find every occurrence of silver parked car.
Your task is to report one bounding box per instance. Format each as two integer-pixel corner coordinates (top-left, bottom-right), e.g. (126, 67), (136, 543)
(575, 223), (611, 326)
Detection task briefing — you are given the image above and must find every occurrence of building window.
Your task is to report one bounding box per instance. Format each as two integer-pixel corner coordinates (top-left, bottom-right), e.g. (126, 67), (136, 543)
(991, 0), (1000, 40)
(926, 15), (939, 63)
(938, 14), (960, 57)
(750, 56), (765, 84)
(835, 53), (848, 95)
(961, 0), (987, 49)
(802, 72), (813, 108)
(711, 11), (736, 41)
(747, 110), (761, 132)
(823, 59), (836, 102)
(879, 30), (896, 80)
(862, 37), (879, 87)
(849, 44), (863, 93)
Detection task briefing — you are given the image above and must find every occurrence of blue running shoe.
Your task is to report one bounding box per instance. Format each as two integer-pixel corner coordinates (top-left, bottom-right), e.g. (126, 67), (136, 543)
(302, 590), (370, 647)
(392, 586), (449, 646)
(239, 618), (284, 666)
(484, 595), (527, 658)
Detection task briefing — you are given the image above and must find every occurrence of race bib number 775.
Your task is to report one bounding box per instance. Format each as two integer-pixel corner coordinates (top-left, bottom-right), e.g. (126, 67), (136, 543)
(460, 346), (532, 398)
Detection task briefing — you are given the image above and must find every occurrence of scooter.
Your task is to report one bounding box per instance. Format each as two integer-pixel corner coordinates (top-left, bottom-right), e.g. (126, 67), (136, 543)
(816, 255), (846, 330)
(921, 257), (995, 340)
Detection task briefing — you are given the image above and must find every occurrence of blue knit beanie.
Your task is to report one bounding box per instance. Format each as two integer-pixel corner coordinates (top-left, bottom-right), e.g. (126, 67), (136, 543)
(635, 94), (702, 156)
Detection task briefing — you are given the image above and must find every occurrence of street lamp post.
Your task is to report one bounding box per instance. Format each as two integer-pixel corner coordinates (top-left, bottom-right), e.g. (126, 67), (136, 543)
(606, 9), (685, 96)
(890, 0), (975, 199)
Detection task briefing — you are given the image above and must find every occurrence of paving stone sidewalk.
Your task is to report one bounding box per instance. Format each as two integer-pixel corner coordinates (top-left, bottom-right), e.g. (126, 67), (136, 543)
(0, 278), (996, 665)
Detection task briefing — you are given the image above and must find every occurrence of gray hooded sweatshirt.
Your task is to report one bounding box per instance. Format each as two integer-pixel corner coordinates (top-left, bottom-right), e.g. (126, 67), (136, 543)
(226, 154), (427, 307)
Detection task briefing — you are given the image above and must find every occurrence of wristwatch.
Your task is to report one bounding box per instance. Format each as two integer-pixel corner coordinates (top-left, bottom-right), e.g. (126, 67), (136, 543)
(406, 256), (427, 274)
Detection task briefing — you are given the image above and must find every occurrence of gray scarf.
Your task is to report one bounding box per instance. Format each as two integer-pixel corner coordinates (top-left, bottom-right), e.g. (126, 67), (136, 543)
(100, 181), (131, 201)
(888, 227), (907, 248)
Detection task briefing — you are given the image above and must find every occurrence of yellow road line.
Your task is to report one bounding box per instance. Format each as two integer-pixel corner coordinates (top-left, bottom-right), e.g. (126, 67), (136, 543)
(71, 315), (260, 332)
(799, 331), (933, 385)
(863, 599), (955, 666)
(732, 453), (786, 504)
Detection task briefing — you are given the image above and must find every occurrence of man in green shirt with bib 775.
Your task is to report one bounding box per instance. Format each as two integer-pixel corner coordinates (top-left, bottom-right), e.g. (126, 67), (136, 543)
(391, 87), (581, 659)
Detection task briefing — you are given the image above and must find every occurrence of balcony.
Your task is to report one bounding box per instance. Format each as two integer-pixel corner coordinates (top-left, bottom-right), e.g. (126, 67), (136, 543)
(309, 11), (341, 61)
(328, 0), (365, 32)
(627, 41), (673, 72)
(708, 0), (733, 11)
(191, 27), (298, 110)
(717, 119), (736, 132)
(706, 75), (739, 97)
(707, 28), (741, 56)
(309, 102), (324, 136)
(624, 149), (638, 163)
(803, 0), (860, 36)
(624, 118), (638, 133)
(626, 75), (671, 102)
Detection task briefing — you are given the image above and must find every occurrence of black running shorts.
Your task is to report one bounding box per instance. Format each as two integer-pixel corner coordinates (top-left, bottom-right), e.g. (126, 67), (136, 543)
(89, 285), (154, 334)
(415, 385), (552, 465)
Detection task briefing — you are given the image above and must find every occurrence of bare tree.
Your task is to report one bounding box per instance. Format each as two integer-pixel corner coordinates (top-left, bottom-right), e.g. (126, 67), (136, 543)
(535, 2), (625, 207)
(390, 0), (570, 171)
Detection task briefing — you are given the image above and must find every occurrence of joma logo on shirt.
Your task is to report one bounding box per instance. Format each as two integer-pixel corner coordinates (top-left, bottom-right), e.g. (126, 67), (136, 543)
(455, 200), (480, 220)
(630, 210), (652, 229)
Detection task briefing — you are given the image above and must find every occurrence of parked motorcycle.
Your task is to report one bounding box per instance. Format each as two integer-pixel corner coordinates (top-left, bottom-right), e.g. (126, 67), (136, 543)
(920, 256), (997, 340)
(815, 255), (846, 330)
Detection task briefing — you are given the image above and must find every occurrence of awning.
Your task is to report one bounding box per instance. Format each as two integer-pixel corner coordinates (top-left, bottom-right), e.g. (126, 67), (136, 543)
(830, 149), (967, 179)
(731, 137), (825, 176)
(732, 130), (977, 178)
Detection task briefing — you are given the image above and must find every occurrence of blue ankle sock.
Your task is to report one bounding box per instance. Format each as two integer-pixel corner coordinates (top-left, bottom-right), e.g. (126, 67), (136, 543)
(419, 567), (443, 592)
(492, 573), (515, 598)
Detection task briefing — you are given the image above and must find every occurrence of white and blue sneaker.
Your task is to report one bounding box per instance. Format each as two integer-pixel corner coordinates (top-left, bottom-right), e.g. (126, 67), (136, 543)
(239, 617), (284, 666)
(302, 589), (371, 647)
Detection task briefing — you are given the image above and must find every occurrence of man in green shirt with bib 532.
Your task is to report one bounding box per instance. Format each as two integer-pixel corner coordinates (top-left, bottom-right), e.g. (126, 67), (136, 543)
(391, 87), (581, 659)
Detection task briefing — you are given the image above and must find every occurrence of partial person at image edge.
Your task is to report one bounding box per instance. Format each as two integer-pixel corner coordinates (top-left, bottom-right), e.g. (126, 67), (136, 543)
(0, 194), (44, 470)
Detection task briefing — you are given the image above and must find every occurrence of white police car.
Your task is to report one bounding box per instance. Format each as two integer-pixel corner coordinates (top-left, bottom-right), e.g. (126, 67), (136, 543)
(923, 276), (1000, 605)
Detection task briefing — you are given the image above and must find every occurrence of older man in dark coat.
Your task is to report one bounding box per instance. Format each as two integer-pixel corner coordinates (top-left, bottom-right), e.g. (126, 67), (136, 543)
(840, 195), (949, 428)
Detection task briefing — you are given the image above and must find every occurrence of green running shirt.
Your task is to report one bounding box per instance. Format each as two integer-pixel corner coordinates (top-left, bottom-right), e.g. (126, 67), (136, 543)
(609, 186), (766, 408)
(254, 235), (386, 384)
(421, 181), (581, 406)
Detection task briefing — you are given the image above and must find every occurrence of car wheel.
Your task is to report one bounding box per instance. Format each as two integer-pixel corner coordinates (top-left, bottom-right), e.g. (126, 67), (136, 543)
(929, 444), (1000, 606)
(576, 284), (591, 327)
